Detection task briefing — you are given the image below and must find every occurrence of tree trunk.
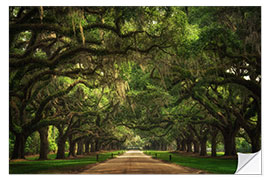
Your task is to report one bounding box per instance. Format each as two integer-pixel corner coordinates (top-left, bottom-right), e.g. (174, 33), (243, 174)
(211, 135), (217, 157)
(100, 144), (104, 150)
(68, 136), (76, 157)
(107, 143), (111, 150)
(210, 128), (218, 157)
(77, 140), (83, 155)
(11, 133), (27, 159)
(193, 140), (200, 153)
(250, 133), (261, 153)
(56, 137), (67, 159)
(244, 126), (261, 153)
(187, 141), (192, 152)
(176, 139), (181, 151)
(200, 138), (207, 156)
(95, 139), (100, 151)
(162, 143), (167, 151)
(85, 140), (90, 154)
(159, 143), (162, 150)
(38, 127), (49, 160)
(242, 104), (261, 153)
(180, 140), (186, 151)
(222, 132), (236, 156)
(152, 141), (157, 150)
(91, 142), (95, 152)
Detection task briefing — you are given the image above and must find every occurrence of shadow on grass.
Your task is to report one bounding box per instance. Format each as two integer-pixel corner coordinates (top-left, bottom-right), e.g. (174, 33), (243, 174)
(9, 150), (125, 174)
(144, 150), (237, 174)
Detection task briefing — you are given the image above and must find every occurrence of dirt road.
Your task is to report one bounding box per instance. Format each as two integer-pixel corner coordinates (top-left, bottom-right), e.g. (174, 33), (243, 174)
(80, 150), (206, 174)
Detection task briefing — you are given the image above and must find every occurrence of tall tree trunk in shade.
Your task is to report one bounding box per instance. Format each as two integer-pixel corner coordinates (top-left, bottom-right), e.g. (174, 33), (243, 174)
(38, 127), (49, 160)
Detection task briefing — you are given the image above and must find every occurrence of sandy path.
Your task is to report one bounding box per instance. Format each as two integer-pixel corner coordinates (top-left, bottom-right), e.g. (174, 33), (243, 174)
(80, 150), (206, 174)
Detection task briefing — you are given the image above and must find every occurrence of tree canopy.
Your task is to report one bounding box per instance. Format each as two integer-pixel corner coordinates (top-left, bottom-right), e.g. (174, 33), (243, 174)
(9, 6), (261, 159)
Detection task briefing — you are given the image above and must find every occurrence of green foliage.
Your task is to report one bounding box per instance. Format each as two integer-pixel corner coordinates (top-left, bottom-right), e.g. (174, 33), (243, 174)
(25, 132), (40, 155)
(33, 49), (47, 58)
(9, 6), (260, 162)
(48, 126), (58, 153)
(236, 137), (252, 153)
(9, 133), (15, 158)
(216, 142), (225, 152)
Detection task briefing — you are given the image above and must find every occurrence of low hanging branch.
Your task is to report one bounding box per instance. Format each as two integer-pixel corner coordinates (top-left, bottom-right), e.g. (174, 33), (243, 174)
(20, 67), (100, 97)
(30, 80), (96, 127)
(10, 21), (161, 42)
(10, 43), (169, 69)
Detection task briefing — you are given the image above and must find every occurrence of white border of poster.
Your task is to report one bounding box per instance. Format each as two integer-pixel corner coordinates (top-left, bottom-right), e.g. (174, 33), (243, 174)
(2, 0), (269, 180)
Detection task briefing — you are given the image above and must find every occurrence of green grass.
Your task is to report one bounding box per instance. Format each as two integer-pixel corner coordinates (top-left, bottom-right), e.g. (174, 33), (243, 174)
(206, 151), (225, 156)
(144, 150), (237, 174)
(9, 150), (125, 174)
(25, 152), (69, 160)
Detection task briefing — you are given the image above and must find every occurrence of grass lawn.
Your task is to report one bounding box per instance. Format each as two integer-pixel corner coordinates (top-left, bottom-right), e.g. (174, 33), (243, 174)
(9, 150), (125, 174)
(25, 152), (69, 160)
(144, 150), (237, 174)
(207, 151), (225, 156)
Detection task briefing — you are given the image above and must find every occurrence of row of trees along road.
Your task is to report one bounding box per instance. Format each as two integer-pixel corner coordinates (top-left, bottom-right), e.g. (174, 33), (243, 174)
(9, 7), (260, 159)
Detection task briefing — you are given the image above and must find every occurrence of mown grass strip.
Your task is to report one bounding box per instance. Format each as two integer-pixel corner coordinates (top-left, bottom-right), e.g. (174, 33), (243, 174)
(9, 150), (125, 174)
(144, 150), (237, 174)
(206, 151), (225, 156)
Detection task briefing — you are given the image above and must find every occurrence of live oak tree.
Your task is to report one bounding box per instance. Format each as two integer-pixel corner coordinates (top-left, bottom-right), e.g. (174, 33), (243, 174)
(9, 6), (173, 159)
(165, 7), (261, 155)
(9, 7), (261, 158)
